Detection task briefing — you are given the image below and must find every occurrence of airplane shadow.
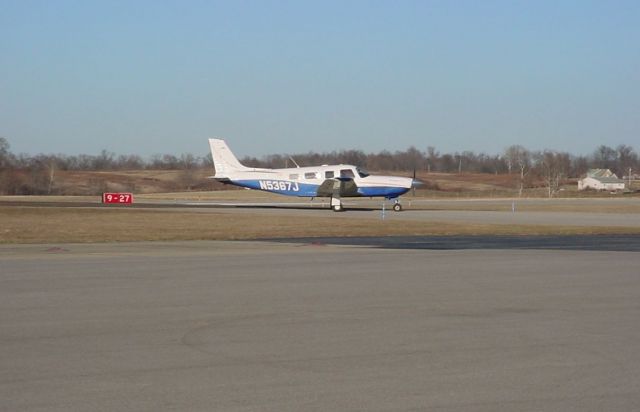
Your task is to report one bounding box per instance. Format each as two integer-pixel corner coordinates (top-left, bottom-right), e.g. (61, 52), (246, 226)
(265, 235), (640, 252)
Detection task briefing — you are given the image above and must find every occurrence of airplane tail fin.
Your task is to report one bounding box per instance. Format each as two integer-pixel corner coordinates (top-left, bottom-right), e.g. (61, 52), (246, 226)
(208, 138), (248, 178)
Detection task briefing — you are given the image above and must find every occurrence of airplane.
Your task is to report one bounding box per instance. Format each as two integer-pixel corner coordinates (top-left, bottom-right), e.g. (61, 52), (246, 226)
(208, 138), (418, 212)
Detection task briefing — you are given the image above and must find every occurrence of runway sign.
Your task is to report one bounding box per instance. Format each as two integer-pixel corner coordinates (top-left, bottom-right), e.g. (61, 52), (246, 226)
(102, 193), (133, 204)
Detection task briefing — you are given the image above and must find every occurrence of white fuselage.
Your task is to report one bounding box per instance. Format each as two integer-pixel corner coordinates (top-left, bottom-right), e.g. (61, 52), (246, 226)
(208, 138), (414, 200)
(221, 164), (413, 198)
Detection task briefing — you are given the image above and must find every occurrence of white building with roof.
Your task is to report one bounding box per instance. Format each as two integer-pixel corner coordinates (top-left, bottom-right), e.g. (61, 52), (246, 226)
(578, 169), (626, 191)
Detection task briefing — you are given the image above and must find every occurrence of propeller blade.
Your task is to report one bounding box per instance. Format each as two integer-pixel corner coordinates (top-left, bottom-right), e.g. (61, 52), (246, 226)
(412, 168), (416, 196)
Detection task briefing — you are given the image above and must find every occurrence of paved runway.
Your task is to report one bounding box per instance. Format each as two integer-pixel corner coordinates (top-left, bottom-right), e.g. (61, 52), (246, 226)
(271, 234), (640, 251)
(391, 209), (640, 227)
(187, 206), (640, 228)
(4, 197), (640, 229)
(2, 239), (640, 411)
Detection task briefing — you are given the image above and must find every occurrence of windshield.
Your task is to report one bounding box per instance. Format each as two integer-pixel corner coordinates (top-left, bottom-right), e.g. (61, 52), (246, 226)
(356, 167), (370, 178)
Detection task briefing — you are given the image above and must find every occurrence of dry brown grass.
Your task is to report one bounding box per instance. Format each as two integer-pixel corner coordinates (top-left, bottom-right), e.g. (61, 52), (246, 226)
(41, 169), (226, 194)
(2, 206), (639, 244)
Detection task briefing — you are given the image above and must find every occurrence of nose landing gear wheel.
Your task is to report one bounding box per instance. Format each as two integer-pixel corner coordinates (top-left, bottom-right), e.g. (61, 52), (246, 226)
(393, 203), (403, 212)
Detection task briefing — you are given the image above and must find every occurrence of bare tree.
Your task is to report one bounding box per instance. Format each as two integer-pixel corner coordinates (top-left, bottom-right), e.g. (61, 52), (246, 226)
(535, 150), (570, 198)
(426, 146), (439, 173)
(92, 149), (115, 170)
(616, 145), (637, 177)
(116, 154), (145, 169)
(0, 137), (11, 170)
(593, 145), (616, 170)
(504, 145), (526, 175)
(572, 155), (590, 177)
(0, 137), (12, 194)
(397, 146), (424, 172)
(505, 145), (531, 196)
(367, 150), (395, 171)
(47, 158), (56, 194)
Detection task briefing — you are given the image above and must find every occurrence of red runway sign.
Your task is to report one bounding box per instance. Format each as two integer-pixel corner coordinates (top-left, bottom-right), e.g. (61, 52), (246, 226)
(102, 193), (133, 204)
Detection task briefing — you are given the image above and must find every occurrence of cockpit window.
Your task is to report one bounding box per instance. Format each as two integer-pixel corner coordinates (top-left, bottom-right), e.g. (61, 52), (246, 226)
(356, 167), (370, 178)
(340, 169), (355, 178)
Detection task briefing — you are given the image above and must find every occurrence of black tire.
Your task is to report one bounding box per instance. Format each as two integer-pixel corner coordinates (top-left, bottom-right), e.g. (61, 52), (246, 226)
(393, 203), (402, 212)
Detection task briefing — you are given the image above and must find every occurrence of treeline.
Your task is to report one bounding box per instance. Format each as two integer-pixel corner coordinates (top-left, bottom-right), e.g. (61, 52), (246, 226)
(0, 136), (638, 195)
(242, 144), (638, 197)
(0, 138), (215, 194)
(0, 147), (213, 171)
(243, 144), (639, 179)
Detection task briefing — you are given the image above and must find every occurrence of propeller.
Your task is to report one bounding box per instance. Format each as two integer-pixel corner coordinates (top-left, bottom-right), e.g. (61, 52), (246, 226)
(411, 168), (423, 197)
(412, 168), (416, 196)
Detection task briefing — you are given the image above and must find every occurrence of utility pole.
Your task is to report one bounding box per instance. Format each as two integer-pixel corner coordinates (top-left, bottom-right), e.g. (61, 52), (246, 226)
(630, 168), (633, 190)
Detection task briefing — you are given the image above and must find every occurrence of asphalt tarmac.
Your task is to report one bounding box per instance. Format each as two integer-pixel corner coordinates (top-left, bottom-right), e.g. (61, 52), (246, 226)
(2, 239), (640, 411)
(3, 197), (640, 228)
(271, 234), (640, 251)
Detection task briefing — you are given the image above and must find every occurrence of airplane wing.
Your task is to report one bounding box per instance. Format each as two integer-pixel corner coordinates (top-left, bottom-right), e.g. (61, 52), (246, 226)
(316, 178), (359, 197)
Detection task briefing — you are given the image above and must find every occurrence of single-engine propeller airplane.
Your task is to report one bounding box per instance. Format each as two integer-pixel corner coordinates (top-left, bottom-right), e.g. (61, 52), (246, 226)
(208, 138), (418, 212)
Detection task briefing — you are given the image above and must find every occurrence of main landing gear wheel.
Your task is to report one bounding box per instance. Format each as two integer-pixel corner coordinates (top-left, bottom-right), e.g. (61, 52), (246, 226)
(331, 197), (344, 212)
(392, 203), (403, 212)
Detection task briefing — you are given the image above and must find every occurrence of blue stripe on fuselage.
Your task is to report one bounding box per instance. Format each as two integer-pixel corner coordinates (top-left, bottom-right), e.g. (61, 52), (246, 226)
(228, 179), (409, 199)
(233, 179), (319, 197)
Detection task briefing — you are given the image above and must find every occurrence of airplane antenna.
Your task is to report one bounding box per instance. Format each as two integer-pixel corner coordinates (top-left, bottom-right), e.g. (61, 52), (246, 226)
(289, 156), (300, 168)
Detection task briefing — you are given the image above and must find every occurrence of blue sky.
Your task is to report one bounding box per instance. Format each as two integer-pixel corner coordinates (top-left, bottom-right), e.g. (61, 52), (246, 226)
(1, 1), (639, 158)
